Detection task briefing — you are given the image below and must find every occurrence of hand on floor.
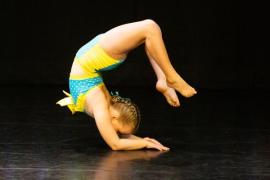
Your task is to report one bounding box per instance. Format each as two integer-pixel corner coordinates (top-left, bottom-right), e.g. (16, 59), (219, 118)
(144, 137), (170, 151)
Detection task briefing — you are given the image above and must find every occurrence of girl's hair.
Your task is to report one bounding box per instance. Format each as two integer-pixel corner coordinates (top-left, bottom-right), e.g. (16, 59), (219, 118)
(111, 95), (141, 133)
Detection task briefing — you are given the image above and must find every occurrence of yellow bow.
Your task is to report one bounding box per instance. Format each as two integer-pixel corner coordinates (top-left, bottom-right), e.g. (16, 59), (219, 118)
(56, 90), (76, 114)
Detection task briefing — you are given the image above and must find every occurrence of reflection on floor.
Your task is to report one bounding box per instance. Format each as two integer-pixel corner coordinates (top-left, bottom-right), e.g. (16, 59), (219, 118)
(0, 86), (270, 179)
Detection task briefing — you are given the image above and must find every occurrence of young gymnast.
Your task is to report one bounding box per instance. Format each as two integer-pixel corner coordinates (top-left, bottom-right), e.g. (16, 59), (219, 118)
(57, 19), (197, 151)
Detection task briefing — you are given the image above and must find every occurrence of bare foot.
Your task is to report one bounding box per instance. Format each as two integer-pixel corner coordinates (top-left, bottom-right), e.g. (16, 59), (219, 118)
(156, 80), (180, 107)
(166, 75), (197, 98)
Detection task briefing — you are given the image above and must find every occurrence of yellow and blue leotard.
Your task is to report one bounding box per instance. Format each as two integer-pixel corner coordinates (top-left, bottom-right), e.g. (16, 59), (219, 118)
(57, 34), (125, 114)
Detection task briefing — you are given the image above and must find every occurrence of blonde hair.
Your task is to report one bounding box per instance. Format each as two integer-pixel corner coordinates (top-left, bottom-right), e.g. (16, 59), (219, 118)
(110, 95), (141, 133)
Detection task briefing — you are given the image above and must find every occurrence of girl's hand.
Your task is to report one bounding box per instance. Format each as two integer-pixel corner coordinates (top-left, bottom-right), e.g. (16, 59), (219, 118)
(144, 137), (170, 151)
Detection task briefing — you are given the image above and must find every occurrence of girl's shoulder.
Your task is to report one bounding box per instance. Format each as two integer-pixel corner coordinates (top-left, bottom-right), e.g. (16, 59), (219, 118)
(84, 84), (111, 115)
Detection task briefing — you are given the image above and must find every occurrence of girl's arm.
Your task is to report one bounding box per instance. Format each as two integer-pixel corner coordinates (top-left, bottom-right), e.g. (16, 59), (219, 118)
(120, 134), (143, 140)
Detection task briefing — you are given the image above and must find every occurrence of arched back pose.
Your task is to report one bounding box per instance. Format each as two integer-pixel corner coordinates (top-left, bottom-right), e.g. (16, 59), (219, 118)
(57, 19), (197, 151)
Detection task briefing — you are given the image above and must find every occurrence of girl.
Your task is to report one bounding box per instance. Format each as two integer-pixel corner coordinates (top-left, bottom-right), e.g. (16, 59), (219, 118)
(57, 19), (197, 151)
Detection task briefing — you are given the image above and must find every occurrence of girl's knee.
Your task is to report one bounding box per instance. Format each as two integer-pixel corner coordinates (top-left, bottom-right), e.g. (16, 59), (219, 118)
(142, 19), (157, 25)
(142, 19), (161, 36)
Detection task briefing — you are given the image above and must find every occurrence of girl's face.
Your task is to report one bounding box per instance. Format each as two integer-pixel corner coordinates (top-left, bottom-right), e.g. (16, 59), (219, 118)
(110, 105), (133, 135)
(112, 119), (133, 135)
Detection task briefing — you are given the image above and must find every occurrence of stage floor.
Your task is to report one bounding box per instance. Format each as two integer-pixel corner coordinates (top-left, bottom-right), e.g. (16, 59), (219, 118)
(0, 86), (269, 179)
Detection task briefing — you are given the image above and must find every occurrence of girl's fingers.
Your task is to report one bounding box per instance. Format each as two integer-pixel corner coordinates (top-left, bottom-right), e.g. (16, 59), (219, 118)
(150, 138), (163, 146)
(147, 138), (169, 150)
(148, 142), (163, 151)
(152, 144), (162, 151)
(153, 143), (168, 151)
(144, 137), (170, 151)
(152, 143), (162, 151)
(155, 141), (169, 150)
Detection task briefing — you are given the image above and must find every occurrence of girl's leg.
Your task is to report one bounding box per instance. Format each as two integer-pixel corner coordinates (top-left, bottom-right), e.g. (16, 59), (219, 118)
(99, 19), (197, 97)
(145, 46), (180, 107)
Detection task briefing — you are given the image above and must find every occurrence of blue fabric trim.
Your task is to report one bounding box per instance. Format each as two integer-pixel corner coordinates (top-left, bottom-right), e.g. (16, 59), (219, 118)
(69, 76), (103, 104)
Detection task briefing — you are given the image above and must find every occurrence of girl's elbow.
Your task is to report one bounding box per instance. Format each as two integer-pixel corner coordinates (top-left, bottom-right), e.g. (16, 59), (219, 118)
(111, 143), (120, 151)
(110, 140), (121, 151)
(111, 146), (118, 151)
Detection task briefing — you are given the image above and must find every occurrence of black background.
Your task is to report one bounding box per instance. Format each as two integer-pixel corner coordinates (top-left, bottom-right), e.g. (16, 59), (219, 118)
(1, 0), (269, 89)
(1, 1), (270, 178)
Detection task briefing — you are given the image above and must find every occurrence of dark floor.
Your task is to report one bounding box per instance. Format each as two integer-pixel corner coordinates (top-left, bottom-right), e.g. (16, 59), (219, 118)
(0, 85), (270, 180)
